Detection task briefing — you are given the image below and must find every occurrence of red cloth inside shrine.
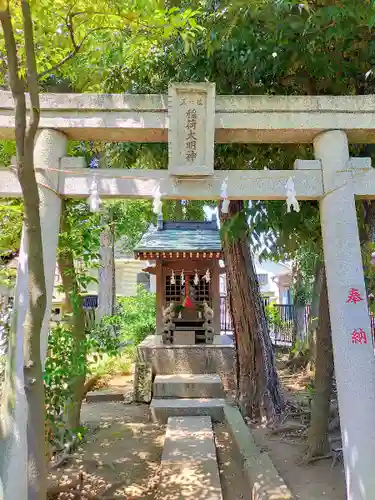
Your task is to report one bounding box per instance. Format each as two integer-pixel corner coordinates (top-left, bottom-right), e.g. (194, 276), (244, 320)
(183, 279), (194, 308)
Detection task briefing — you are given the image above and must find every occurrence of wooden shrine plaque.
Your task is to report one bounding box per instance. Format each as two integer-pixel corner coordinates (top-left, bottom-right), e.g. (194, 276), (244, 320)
(168, 83), (215, 176)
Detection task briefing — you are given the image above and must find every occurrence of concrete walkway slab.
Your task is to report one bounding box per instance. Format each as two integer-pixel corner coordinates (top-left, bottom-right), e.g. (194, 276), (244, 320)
(162, 416), (217, 463)
(157, 416), (223, 500)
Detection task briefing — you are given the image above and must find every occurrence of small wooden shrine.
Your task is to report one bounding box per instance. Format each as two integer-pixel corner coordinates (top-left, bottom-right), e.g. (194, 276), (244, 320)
(134, 215), (223, 345)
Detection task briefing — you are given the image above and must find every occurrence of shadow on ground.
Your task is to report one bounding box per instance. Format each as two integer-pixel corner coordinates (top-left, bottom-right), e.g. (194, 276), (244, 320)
(48, 402), (164, 499)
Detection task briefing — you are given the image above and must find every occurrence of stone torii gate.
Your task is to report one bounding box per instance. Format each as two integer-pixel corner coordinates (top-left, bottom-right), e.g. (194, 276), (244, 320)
(1, 83), (375, 500)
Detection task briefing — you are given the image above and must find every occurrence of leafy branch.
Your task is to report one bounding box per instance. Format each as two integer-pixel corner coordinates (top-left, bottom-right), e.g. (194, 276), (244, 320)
(36, 6), (199, 82)
(37, 22), (118, 80)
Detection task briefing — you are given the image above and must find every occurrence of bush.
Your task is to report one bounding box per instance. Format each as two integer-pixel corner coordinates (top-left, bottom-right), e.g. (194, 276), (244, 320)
(0, 300), (11, 400)
(44, 319), (121, 445)
(44, 323), (81, 445)
(265, 304), (284, 330)
(106, 287), (156, 347)
(89, 352), (132, 380)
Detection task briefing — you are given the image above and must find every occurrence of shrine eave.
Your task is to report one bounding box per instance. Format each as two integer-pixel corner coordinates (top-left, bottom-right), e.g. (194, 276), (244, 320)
(134, 221), (222, 255)
(135, 250), (223, 260)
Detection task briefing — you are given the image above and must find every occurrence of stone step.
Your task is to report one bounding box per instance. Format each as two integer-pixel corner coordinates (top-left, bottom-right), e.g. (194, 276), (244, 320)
(86, 389), (124, 403)
(153, 374), (224, 399)
(156, 416), (223, 500)
(150, 398), (225, 423)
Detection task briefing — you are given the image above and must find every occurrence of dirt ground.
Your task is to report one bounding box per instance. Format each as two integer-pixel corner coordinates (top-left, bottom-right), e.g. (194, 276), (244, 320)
(48, 376), (246, 500)
(49, 363), (346, 500)
(48, 401), (165, 499)
(251, 427), (345, 500)
(105, 374), (134, 393)
(250, 359), (346, 500)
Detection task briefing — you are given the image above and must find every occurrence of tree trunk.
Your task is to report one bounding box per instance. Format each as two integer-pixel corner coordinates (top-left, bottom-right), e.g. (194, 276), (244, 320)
(111, 218), (116, 315)
(292, 264), (306, 344)
(307, 260), (324, 363)
(227, 286), (240, 401)
(307, 265), (334, 458)
(97, 221), (115, 321)
(221, 201), (284, 421)
(362, 201), (375, 310)
(294, 306), (306, 343)
(23, 184), (47, 500)
(363, 200), (375, 244)
(57, 201), (87, 431)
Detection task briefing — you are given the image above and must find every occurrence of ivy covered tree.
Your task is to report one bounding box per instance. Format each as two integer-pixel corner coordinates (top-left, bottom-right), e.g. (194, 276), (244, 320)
(56, 200), (101, 433)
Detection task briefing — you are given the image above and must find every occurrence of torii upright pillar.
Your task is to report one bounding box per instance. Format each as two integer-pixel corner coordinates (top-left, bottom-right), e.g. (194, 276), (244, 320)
(2, 129), (66, 500)
(34, 129), (66, 364)
(315, 130), (375, 500)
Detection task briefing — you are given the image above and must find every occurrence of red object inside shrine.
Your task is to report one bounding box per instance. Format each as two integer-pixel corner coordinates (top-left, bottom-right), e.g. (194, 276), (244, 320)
(183, 279), (194, 308)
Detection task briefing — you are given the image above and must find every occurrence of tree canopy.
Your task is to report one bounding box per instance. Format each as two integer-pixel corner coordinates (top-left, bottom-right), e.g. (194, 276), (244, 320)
(0, 0), (201, 90)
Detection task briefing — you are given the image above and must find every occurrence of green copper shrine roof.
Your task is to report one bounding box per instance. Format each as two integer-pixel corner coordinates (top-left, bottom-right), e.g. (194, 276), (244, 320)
(135, 219), (222, 253)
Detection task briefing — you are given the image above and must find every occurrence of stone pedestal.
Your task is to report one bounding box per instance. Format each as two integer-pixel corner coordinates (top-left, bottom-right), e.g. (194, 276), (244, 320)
(315, 130), (375, 500)
(135, 335), (236, 394)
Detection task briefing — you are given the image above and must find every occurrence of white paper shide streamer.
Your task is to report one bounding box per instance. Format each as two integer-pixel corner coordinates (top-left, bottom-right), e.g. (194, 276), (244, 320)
(220, 177), (230, 214)
(170, 270), (176, 285)
(153, 185), (162, 215)
(285, 177), (300, 213)
(87, 176), (101, 213)
(194, 271), (199, 285)
(204, 269), (211, 282)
